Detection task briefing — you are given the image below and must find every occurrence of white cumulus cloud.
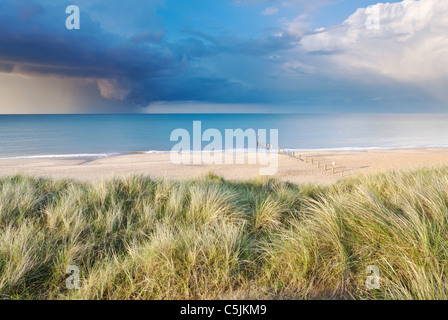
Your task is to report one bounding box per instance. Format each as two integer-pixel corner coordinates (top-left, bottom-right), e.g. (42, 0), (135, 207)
(299, 0), (448, 101)
(262, 6), (279, 15)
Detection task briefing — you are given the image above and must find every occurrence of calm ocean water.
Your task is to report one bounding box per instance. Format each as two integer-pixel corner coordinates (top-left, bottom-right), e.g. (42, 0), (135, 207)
(1, 114), (448, 159)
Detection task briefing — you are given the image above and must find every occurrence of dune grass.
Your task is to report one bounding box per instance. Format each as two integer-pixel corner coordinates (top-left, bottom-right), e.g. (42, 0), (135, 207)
(1, 167), (448, 300)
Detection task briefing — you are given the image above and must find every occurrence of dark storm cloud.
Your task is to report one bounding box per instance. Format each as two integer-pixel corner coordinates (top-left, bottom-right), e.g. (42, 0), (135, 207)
(0, 0), (298, 107)
(130, 31), (164, 44)
(0, 0), (327, 110)
(0, 0), (184, 103)
(173, 27), (298, 59)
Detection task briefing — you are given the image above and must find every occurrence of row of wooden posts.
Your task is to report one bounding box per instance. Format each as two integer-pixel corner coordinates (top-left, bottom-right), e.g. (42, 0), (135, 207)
(257, 140), (343, 176)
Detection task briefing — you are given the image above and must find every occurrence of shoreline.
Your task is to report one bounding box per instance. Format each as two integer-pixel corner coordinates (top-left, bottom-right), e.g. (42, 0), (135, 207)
(1, 147), (448, 185)
(3, 144), (448, 160)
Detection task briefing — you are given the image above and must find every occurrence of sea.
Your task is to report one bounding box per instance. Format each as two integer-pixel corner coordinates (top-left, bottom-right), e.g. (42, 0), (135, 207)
(1, 114), (448, 159)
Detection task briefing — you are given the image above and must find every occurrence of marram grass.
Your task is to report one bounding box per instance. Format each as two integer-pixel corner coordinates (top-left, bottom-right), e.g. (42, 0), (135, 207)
(1, 167), (448, 300)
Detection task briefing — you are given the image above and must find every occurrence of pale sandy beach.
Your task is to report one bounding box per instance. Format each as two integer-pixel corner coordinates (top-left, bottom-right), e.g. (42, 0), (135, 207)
(1, 148), (448, 184)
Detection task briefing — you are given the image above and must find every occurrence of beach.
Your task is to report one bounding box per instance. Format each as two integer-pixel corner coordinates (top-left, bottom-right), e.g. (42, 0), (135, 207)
(1, 147), (448, 184)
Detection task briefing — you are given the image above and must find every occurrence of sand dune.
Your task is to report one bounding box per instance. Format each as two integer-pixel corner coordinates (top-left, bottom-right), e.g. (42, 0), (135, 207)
(1, 148), (448, 184)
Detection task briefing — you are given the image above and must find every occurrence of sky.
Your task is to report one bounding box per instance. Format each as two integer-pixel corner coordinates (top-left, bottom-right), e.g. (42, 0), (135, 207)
(0, 0), (447, 114)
